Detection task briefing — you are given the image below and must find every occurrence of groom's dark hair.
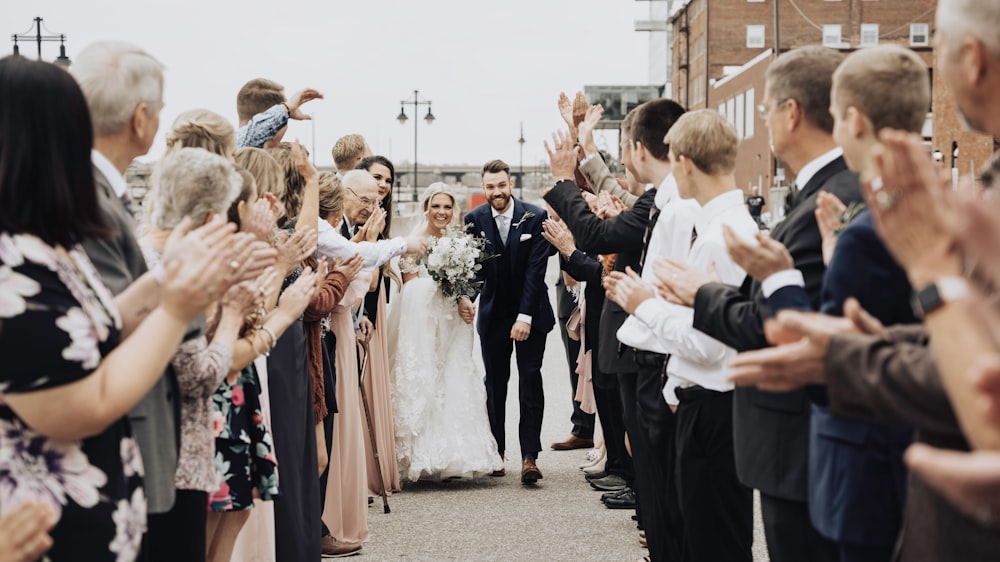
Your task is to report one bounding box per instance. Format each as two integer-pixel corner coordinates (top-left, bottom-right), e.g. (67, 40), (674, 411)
(482, 159), (511, 177)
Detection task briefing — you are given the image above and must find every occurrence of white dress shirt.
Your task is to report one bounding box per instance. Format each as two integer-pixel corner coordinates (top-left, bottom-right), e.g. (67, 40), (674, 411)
(616, 175), (699, 354)
(626, 190), (759, 405)
(759, 147), (844, 297)
(91, 150), (128, 198)
(316, 218), (407, 271)
(490, 202), (532, 326)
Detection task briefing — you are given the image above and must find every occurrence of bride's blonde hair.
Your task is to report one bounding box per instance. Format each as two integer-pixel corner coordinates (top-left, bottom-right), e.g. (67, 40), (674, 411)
(421, 182), (461, 228)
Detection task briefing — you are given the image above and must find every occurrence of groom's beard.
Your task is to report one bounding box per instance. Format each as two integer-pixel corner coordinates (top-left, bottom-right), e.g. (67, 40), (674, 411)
(489, 193), (511, 211)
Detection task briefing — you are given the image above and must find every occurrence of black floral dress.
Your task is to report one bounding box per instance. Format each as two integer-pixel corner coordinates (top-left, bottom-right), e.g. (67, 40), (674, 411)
(0, 232), (145, 561)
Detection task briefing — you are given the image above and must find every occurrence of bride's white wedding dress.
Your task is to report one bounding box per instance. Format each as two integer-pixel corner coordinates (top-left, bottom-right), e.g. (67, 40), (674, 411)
(387, 259), (503, 482)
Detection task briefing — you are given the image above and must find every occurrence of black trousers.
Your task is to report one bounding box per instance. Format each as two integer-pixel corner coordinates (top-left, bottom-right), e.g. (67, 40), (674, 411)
(146, 489), (207, 562)
(628, 356), (684, 562)
(760, 493), (838, 562)
(320, 333), (337, 537)
(674, 388), (752, 562)
(557, 284), (595, 440)
(481, 327), (546, 460)
(593, 372), (631, 481)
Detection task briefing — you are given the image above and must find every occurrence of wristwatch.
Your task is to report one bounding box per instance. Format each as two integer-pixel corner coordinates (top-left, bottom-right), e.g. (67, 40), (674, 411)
(911, 276), (969, 318)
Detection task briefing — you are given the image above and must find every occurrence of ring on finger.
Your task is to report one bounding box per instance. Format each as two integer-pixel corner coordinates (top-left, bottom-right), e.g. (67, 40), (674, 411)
(229, 260), (240, 271)
(875, 191), (898, 211)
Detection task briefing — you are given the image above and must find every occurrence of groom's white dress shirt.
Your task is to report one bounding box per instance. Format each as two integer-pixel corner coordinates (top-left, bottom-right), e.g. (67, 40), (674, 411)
(490, 202), (532, 326)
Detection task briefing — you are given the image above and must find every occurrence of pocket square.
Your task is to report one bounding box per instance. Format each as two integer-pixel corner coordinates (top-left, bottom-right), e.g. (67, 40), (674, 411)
(519, 233), (532, 242)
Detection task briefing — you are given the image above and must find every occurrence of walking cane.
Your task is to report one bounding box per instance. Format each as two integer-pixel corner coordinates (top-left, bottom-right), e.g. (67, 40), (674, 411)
(357, 339), (391, 513)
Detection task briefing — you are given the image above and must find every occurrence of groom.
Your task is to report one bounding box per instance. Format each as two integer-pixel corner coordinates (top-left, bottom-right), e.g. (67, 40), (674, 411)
(461, 159), (555, 484)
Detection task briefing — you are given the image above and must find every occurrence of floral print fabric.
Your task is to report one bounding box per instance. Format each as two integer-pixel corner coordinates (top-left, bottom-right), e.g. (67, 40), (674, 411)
(0, 232), (145, 561)
(208, 364), (278, 511)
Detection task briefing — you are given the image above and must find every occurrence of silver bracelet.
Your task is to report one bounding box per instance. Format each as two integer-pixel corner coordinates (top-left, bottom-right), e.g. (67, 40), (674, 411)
(259, 325), (277, 356)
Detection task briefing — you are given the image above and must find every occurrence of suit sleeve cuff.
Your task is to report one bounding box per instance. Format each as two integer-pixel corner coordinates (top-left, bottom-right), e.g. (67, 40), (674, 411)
(761, 269), (805, 298)
(517, 314), (533, 326)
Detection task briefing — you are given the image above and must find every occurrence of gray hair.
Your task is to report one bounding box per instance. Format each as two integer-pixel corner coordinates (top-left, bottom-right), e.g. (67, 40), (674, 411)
(938, 0), (1000, 59)
(70, 41), (164, 136)
(149, 147), (241, 229)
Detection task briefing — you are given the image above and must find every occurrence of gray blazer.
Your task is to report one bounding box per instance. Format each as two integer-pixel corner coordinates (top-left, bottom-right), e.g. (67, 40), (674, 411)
(826, 327), (1000, 561)
(83, 167), (180, 515)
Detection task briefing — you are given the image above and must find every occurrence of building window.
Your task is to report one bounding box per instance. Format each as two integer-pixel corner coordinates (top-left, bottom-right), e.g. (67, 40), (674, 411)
(911, 23), (930, 46)
(747, 0), (765, 3)
(735, 93), (746, 140)
(726, 98), (737, 130)
(745, 88), (755, 139)
(719, 103), (726, 120)
(746, 25), (766, 48)
(860, 24), (879, 47)
(823, 25), (842, 48)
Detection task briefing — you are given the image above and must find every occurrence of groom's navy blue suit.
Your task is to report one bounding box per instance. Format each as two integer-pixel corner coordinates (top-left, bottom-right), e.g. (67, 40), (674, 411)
(466, 197), (555, 460)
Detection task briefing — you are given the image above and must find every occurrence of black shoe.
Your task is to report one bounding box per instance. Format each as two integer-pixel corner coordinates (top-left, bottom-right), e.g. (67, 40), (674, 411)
(584, 470), (609, 481)
(589, 474), (627, 491)
(603, 487), (636, 509)
(601, 486), (630, 501)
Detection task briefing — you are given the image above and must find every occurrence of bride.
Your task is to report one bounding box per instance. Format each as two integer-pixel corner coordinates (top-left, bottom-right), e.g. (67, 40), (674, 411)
(388, 183), (503, 481)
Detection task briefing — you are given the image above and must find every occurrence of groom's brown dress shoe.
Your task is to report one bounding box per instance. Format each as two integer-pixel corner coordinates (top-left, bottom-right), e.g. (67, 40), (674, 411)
(550, 435), (594, 451)
(521, 459), (543, 484)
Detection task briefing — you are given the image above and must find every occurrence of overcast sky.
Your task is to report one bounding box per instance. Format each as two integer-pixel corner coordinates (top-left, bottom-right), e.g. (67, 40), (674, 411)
(3, 0), (654, 172)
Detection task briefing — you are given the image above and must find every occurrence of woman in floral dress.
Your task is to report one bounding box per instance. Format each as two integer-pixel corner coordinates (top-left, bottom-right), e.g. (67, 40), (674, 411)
(0, 56), (234, 560)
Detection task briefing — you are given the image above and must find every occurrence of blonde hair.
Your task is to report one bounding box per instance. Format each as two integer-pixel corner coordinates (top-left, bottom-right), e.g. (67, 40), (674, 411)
(166, 109), (235, 157)
(318, 172), (343, 220)
(832, 45), (930, 135)
(265, 143), (304, 225)
(421, 182), (461, 228)
(332, 134), (368, 171)
(664, 109), (739, 176)
(235, 146), (284, 202)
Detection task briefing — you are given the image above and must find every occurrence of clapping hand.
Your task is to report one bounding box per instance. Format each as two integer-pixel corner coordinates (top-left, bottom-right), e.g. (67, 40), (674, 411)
(604, 267), (656, 315)
(362, 208), (387, 242)
(577, 104), (604, 156)
(275, 226), (317, 275)
(652, 258), (720, 307)
(243, 198), (280, 242)
(815, 191), (847, 266)
(596, 191), (626, 219)
(544, 130), (578, 183)
(276, 266), (320, 320)
(286, 88), (324, 121)
(0, 501), (55, 562)
(723, 226), (792, 283)
(557, 91), (588, 139)
(542, 218), (576, 258)
(159, 217), (240, 321)
(330, 254), (365, 283)
(235, 240), (278, 284)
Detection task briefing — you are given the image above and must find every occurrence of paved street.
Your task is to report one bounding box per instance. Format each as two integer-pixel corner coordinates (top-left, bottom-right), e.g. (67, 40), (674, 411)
(362, 259), (770, 561)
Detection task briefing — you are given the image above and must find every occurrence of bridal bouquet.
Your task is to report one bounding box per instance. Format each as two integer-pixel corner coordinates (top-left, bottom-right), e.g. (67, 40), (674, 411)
(422, 224), (491, 301)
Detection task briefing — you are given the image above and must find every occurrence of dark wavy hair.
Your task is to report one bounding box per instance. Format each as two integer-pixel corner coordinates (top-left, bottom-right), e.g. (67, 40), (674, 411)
(0, 56), (109, 247)
(357, 155), (395, 238)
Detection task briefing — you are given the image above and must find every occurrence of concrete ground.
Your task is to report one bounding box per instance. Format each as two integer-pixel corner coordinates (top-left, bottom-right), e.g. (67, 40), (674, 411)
(361, 258), (769, 561)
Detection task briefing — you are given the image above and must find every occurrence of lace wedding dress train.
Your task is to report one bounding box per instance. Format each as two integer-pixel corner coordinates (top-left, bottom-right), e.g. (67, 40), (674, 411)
(388, 272), (503, 482)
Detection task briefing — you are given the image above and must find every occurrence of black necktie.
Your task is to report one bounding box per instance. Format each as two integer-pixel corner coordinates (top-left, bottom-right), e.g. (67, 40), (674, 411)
(690, 226), (698, 250)
(637, 205), (661, 273)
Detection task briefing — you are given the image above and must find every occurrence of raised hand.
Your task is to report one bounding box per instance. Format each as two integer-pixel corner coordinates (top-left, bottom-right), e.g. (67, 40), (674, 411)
(572, 91), (588, 129)
(275, 226), (317, 275)
(364, 208), (387, 241)
(577, 104), (604, 155)
(723, 226), (793, 283)
(243, 198), (280, 241)
(159, 238), (235, 322)
(815, 191), (847, 266)
(222, 279), (262, 318)
(544, 129), (578, 182)
(286, 88), (324, 120)
(290, 140), (317, 182)
(276, 266), (320, 319)
(557, 92), (578, 138)
(542, 218), (577, 258)
(330, 253), (364, 283)
(236, 241), (278, 284)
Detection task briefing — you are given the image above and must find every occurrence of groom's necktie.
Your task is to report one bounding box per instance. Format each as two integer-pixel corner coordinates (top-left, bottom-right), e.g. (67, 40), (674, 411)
(496, 214), (510, 245)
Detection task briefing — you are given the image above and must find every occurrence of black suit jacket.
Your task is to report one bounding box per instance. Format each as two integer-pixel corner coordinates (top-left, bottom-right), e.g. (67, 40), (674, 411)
(692, 156), (860, 500)
(543, 181), (654, 374)
(465, 198), (555, 335)
(82, 166), (181, 514)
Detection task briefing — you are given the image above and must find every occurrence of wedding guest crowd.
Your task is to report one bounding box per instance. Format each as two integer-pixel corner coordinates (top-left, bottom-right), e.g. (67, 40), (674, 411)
(2, 1), (1000, 560)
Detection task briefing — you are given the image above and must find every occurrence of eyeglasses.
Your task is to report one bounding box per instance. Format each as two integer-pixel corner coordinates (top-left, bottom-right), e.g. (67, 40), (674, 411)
(757, 98), (791, 121)
(346, 187), (382, 208)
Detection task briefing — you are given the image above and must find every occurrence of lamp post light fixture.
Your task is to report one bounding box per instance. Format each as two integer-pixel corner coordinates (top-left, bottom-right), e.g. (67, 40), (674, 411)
(518, 122), (526, 199)
(397, 90), (435, 202)
(11, 17), (70, 68)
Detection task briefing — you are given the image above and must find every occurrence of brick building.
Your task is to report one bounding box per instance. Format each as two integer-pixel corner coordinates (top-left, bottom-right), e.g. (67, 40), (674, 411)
(666, 0), (994, 215)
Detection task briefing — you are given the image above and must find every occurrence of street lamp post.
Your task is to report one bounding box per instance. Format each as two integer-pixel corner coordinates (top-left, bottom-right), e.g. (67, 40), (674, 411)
(397, 90), (435, 202)
(518, 122), (526, 199)
(11, 17), (71, 68)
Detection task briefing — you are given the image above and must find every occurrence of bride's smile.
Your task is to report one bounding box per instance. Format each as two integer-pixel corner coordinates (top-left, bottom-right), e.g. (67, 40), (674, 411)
(427, 193), (454, 231)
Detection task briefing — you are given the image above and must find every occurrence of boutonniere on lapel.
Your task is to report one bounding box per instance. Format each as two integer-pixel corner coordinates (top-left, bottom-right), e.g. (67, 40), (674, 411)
(512, 211), (535, 230)
(833, 201), (865, 236)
